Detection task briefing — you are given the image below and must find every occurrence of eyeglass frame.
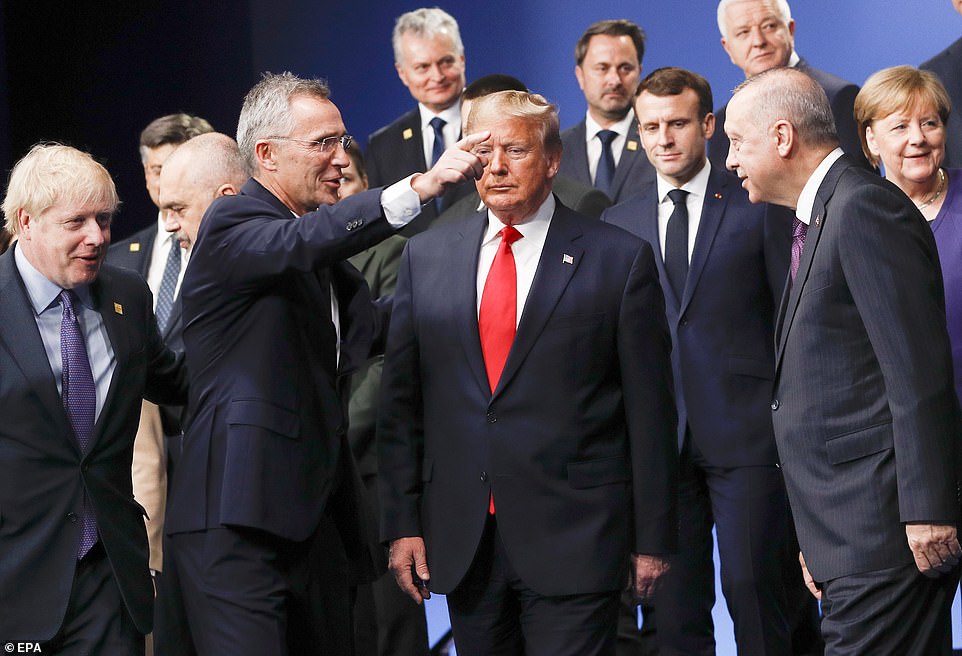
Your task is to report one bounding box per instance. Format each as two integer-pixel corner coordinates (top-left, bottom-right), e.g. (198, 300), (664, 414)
(266, 134), (353, 152)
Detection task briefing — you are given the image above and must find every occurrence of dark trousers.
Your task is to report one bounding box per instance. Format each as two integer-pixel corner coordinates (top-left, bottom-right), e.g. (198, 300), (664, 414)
(653, 440), (792, 655)
(169, 514), (354, 656)
(446, 515), (620, 656)
(819, 562), (958, 655)
(353, 475), (430, 656)
(42, 542), (144, 655)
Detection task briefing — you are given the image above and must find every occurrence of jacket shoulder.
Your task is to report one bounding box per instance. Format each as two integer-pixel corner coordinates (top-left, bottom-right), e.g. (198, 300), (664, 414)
(367, 108), (420, 147)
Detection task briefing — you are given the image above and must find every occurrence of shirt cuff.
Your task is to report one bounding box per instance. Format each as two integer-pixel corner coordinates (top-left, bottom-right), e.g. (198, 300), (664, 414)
(381, 174), (423, 228)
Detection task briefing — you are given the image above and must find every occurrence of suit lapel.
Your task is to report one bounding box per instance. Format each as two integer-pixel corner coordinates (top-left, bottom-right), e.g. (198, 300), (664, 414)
(680, 169), (728, 315)
(493, 205), (582, 397)
(567, 121), (592, 184)
(92, 269), (132, 444)
(610, 118), (642, 201)
(399, 109), (428, 174)
(452, 213), (491, 396)
(0, 247), (70, 437)
(635, 186), (680, 315)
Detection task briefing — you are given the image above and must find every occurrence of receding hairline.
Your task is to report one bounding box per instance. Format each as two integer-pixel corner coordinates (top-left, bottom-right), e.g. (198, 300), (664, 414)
(717, 0), (793, 36)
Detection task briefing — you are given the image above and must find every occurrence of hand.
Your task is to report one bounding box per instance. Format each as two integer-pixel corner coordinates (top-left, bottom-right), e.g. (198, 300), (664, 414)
(905, 523), (962, 577)
(629, 553), (670, 602)
(798, 551), (821, 600)
(410, 131), (490, 203)
(388, 536), (431, 603)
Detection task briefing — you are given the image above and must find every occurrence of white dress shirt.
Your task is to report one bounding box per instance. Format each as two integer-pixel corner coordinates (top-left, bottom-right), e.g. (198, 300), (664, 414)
(418, 102), (462, 169)
(585, 110), (636, 183)
(796, 148), (844, 226)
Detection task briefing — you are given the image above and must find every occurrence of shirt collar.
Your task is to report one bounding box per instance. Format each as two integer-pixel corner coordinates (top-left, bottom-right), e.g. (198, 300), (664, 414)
(796, 148), (844, 225)
(418, 102), (462, 133)
(788, 51), (801, 68)
(14, 242), (93, 314)
(656, 160), (711, 204)
(482, 193), (555, 246)
(584, 109), (635, 144)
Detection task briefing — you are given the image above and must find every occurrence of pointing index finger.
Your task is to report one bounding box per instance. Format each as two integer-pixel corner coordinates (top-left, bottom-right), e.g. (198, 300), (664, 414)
(457, 130), (491, 151)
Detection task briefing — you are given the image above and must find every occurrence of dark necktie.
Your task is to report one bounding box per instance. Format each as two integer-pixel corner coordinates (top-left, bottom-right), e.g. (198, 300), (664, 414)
(155, 236), (181, 334)
(60, 290), (98, 558)
(664, 189), (690, 301)
(791, 217), (809, 281)
(479, 225), (523, 394)
(595, 129), (618, 197)
(429, 117), (447, 213)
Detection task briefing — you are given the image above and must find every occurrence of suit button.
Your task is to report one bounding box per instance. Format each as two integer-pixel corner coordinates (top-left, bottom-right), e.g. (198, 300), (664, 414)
(480, 471), (489, 482)
(486, 412), (497, 424)
(680, 318), (688, 326)
(771, 399), (780, 411)
(66, 512), (78, 523)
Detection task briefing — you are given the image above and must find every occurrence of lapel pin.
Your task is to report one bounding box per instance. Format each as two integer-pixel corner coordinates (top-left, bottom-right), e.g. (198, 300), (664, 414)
(562, 253), (574, 265)
(626, 140), (638, 151)
(815, 215), (821, 227)
(402, 128), (414, 140)
(129, 243), (141, 252)
(714, 193), (722, 199)
(113, 303), (123, 315)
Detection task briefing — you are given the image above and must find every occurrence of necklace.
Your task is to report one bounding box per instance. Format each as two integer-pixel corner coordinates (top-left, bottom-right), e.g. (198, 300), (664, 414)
(917, 168), (946, 210)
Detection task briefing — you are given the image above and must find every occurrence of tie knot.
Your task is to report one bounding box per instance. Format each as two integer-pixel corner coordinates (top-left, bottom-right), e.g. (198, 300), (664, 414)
(596, 129), (617, 147)
(500, 225), (523, 246)
(59, 289), (78, 316)
(667, 188), (688, 206)
(429, 116), (446, 131)
(792, 217), (809, 240)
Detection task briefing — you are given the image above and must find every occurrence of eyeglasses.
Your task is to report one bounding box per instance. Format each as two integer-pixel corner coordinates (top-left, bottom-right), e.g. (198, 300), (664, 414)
(267, 134), (353, 152)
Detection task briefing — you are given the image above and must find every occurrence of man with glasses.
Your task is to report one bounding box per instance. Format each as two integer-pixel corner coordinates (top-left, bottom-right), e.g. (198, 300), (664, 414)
(164, 72), (486, 655)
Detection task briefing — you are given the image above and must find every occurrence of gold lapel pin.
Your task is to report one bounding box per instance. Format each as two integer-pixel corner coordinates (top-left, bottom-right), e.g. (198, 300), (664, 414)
(626, 140), (638, 151)
(562, 254), (574, 265)
(114, 303), (124, 315)
(129, 243), (141, 252)
(402, 128), (414, 140)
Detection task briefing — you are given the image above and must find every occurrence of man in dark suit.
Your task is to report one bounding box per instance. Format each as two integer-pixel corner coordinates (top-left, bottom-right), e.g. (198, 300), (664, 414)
(0, 143), (185, 652)
(437, 74), (612, 227)
(726, 66), (962, 654)
(366, 7), (472, 235)
(164, 72), (485, 655)
(707, 0), (870, 172)
(560, 20), (655, 205)
(378, 89), (678, 656)
(921, 1), (962, 168)
(603, 66), (794, 655)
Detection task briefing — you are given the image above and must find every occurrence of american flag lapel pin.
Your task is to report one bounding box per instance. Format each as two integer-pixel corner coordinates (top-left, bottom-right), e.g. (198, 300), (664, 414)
(562, 253), (574, 265)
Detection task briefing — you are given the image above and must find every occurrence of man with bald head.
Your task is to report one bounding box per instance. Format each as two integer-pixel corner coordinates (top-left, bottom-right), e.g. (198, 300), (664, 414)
(726, 66), (962, 653)
(707, 0), (868, 171)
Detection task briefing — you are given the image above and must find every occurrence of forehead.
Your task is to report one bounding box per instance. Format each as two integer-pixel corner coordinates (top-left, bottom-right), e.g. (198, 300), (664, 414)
(725, 0), (785, 26)
(475, 115), (541, 142)
(42, 196), (113, 220)
(583, 34), (638, 63)
(635, 89), (700, 119)
(144, 143), (179, 167)
(399, 32), (458, 63)
(288, 95), (345, 136)
(724, 91), (755, 131)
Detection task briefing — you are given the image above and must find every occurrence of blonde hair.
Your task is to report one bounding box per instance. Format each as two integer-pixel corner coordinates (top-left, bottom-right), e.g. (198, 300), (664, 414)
(854, 65), (951, 168)
(2, 143), (119, 235)
(465, 90), (561, 150)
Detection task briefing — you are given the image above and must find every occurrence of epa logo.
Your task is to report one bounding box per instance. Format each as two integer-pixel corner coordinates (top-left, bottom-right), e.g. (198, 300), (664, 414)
(4, 644), (42, 653)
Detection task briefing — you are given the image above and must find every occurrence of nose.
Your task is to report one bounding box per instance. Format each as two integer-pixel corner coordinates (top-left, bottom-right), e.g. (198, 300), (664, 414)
(657, 124), (673, 147)
(604, 67), (622, 87)
(750, 25), (767, 47)
(163, 210), (181, 234)
(489, 148), (508, 174)
(726, 145), (738, 172)
(83, 218), (107, 247)
(906, 121), (926, 145)
(331, 141), (351, 167)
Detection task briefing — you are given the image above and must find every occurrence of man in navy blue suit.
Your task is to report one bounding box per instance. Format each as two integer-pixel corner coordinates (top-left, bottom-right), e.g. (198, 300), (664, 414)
(603, 67), (793, 655)
(707, 0), (870, 172)
(379, 89), (678, 656)
(164, 72), (486, 655)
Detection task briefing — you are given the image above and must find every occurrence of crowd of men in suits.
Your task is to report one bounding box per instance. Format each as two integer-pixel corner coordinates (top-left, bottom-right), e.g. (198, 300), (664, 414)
(2, 0), (962, 654)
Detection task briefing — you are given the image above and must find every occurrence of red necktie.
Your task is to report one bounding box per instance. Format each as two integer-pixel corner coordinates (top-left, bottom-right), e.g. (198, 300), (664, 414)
(479, 225), (522, 515)
(479, 225), (523, 392)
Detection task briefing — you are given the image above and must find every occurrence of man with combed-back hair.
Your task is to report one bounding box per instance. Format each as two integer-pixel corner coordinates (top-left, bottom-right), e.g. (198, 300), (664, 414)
(366, 7), (473, 235)
(726, 66), (962, 654)
(0, 143), (185, 653)
(379, 89), (677, 656)
(164, 71), (485, 655)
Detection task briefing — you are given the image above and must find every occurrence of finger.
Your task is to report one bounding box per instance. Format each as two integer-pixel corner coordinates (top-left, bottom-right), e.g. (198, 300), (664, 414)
(457, 130), (492, 151)
(391, 562), (423, 603)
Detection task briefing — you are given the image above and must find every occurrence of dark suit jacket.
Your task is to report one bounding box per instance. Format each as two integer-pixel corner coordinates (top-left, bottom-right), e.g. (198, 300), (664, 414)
(165, 179), (392, 583)
(559, 117), (655, 204)
(435, 175), (612, 228)
(366, 107), (472, 236)
(108, 224), (185, 435)
(603, 167), (789, 466)
(0, 248), (185, 640)
(378, 201), (678, 597)
(772, 155), (962, 582)
(709, 59), (871, 171)
(922, 36), (962, 169)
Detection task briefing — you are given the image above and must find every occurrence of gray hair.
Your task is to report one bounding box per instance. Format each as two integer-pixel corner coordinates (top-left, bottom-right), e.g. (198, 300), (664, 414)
(3, 143), (119, 235)
(717, 0), (792, 35)
(236, 72), (330, 172)
(733, 67), (838, 149)
(392, 7), (463, 65)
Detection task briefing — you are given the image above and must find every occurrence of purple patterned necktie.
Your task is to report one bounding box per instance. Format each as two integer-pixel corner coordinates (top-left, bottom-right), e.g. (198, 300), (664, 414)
(790, 217), (809, 282)
(60, 290), (98, 558)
